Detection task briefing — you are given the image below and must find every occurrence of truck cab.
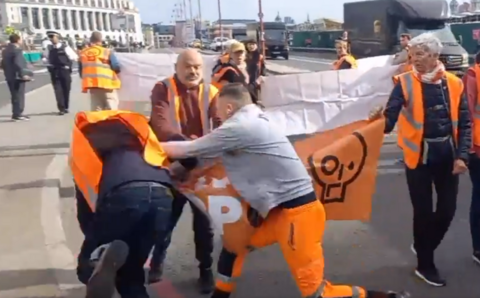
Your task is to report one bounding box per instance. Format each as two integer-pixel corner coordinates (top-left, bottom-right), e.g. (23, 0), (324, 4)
(343, 0), (469, 75)
(246, 22), (289, 60)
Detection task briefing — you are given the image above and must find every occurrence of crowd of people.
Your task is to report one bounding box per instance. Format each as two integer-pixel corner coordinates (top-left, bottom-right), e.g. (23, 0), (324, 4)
(1, 28), (479, 298)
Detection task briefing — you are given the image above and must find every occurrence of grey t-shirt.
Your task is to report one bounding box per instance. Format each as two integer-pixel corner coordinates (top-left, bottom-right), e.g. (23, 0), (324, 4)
(164, 104), (314, 217)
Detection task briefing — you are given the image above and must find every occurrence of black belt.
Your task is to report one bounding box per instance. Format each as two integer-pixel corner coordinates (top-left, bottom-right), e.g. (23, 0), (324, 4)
(278, 191), (317, 209)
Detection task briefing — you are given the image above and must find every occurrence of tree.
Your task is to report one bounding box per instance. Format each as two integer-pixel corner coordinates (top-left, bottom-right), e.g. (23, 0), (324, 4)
(4, 26), (17, 36)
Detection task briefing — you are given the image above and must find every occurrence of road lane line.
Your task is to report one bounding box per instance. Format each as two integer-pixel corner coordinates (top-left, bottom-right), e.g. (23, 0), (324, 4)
(41, 154), (78, 295)
(289, 57), (333, 65)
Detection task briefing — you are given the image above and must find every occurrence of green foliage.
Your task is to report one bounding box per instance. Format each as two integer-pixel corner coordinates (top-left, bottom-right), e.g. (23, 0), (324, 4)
(4, 26), (18, 36)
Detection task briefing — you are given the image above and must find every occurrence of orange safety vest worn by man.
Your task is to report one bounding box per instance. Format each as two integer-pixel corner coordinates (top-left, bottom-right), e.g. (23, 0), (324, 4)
(79, 31), (121, 111)
(148, 48), (221, 292)
(72, 110), (193, 298)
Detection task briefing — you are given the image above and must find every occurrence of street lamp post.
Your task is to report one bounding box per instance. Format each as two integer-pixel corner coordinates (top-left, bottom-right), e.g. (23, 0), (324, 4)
(197, 0), (203, 47)
(258, 0), (265, 57)
(217, 0), (223, 51)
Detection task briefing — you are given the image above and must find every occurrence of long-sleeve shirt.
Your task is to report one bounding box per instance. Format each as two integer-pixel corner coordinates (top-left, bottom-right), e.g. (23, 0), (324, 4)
(463, 68), (480, 157)
(384, 79), (471, 163)
(1, 44), (30, 81)
(149, 75), (222, 141)
(161, 104), (314, 217)
(42, 42), (78, 62)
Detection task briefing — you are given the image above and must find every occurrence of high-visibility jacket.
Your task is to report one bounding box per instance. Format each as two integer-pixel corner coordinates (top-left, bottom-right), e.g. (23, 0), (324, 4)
(162, 76), (217, 135)
(332, 55), (357, 70)
(392, 63), (414, 84)
(211, 66), (239, 89)
(396, 71), (462, 169)
(80, 45), (121, 92)
(70, 110), (169, 211)
(472, 64), (480, 147)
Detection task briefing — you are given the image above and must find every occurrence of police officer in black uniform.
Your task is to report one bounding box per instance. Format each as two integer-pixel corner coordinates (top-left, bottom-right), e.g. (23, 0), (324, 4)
(43, 31), (78, 115)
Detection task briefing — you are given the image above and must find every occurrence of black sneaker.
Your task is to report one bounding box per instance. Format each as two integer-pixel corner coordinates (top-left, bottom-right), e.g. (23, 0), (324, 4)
(210, 289), (231, 298)
(198, 268), (215, 294)
(414, 268), (446, 287)
(473, 251), (480, 265)
(58, 111), (65, 115)
(86, 240), (129, 298)
(148, 263), (164, 284)
(64, 109), (69, 114)
(12, 116), (29, 121)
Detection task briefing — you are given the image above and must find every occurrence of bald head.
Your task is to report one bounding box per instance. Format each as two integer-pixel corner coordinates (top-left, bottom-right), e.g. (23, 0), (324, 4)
(175, 49), (203, 88)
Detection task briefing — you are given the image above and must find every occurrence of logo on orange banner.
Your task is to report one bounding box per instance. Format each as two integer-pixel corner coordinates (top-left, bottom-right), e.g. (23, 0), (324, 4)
(179, 119), (386, 253)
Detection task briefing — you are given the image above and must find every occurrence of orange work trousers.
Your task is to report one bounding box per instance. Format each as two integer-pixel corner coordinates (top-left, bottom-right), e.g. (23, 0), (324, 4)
(215, 197), (367, 298)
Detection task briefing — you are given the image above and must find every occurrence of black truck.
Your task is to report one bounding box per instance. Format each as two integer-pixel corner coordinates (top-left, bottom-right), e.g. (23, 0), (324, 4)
(246, 22), (289, 60)
(343, 0), (469, 75)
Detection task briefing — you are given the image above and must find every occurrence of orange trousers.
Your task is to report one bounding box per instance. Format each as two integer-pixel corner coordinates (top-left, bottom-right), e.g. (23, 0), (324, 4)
(215, 198), (367, 298)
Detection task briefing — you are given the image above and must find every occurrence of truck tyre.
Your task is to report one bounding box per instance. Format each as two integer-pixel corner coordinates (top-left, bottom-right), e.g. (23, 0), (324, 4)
(283, 54), (289, 60)
(271, 55), (278, 59)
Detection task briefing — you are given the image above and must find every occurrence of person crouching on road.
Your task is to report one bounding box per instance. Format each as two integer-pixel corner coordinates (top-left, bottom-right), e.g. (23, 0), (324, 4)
(148, 48), (220, 293)
(461, 52), (480, 265)
(159, 83), (410, 298)
(79, 31), (121, 111)
(370, 32), (471, 287)
(42, 30), (78, 115)
(332, 39), (357, 70)
(211, 41), (263, 104)
(71, 110), (197, 298)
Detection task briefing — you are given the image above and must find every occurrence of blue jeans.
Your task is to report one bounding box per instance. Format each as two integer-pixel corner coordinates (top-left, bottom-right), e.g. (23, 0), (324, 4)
(469, 155), (480, 253)
(77, 182), (173, 298)
(150, 190), (214, 271)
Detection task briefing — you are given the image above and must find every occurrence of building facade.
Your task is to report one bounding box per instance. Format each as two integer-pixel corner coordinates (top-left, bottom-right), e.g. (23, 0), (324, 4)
(0, 0), (142, 43)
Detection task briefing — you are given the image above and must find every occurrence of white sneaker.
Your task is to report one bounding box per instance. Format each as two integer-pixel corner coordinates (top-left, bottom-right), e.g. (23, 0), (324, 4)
(473, 253), (480, 265)
(410, 244), (417, 256)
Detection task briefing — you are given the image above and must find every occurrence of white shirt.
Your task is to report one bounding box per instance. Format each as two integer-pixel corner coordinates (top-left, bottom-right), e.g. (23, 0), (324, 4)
(42, 42), (78, 64)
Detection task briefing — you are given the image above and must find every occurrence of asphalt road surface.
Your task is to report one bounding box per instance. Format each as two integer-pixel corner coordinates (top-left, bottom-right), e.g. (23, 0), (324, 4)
(0, 69), (52, 109)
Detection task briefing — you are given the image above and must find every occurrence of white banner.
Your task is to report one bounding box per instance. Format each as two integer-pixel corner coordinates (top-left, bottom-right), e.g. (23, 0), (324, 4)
(116, 53), (397, 136)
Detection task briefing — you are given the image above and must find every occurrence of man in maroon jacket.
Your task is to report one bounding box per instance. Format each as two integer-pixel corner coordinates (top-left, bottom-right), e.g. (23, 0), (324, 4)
(148, 49), (221, 293)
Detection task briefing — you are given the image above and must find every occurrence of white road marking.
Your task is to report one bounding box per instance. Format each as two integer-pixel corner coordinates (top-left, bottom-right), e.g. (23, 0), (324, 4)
(41, 154), (78, 295)
(289, 56), (333, 65)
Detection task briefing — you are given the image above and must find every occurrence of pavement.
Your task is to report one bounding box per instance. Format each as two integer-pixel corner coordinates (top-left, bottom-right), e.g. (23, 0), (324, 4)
(0, 50), (478, 298)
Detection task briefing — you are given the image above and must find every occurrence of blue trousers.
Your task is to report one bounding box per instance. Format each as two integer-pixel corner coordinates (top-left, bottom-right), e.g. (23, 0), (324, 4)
(77, 182), (173, 298)
(469, 154), (480, 253)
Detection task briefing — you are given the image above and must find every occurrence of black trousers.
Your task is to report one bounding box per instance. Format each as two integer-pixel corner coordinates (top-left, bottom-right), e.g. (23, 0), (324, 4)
(7, 80), (26, 117)
(406, 161), (458, 270)
(150, 191), (214, 270)
(50, 68), (72, 111)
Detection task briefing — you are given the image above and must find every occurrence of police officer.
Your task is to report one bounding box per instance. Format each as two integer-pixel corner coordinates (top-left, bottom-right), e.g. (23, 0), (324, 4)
(42, 30), (78, 115)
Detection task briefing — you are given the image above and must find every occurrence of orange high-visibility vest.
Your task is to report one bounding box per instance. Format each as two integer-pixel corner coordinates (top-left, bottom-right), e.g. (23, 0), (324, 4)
(396, 72), (461, 169)
(162, 77), (217, 135)
(332, 55), (357, 70)
(472, 64), (480, 147)
(211, 66), (239, 89)
(69, 110), (169, 211)
(80, 45), (121, 92)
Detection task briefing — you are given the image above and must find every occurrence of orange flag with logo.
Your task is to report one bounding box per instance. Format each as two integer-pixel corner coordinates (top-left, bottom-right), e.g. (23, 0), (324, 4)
(178, 118), (386, 254)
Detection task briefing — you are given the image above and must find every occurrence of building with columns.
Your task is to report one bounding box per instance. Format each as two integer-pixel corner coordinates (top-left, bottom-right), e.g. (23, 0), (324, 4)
(0, 0), (143, 43)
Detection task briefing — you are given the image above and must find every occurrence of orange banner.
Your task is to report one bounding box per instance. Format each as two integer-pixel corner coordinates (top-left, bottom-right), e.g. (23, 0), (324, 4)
(178, 119), (386, 254)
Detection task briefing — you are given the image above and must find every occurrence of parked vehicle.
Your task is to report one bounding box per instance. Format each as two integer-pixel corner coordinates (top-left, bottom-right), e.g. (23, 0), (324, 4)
(246, 22), (289, 59)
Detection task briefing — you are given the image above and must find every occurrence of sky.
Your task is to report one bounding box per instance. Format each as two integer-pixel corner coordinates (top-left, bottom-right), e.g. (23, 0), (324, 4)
(134, 0), (350, 24)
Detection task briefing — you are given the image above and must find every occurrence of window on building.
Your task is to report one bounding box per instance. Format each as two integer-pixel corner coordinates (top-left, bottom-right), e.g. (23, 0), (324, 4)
(32, 8), (40, 29)
(98, 0), (103, 8)
(91, 0), (96, 7)
(62, 10), (69, 30)
(75, 0), (80, 4)
(96, 12), (101, 29)
(20, 7), (29, 26)
(110, 0), (115, 8)
(109, 13), (114, 30)
(71, 10), (78, 30)
(80, 11), (86, 30)
(66, 0), (73, 4)
(52, 9), (60, 29)
(102, 13), (107, 30)
(87, 11), (94, 30)
(105, 0), (109, 8)
(42, 8), (50, 29)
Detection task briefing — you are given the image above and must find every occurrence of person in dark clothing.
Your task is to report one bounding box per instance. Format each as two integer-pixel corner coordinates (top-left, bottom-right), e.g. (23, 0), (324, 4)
(370, 33), (471, 287)
(73, 111), (197, 298)
(0, 34), (32, 121)
(211, 41), (263, 104)
(43, 31), (78, 115)
(244, 39), (266, 85)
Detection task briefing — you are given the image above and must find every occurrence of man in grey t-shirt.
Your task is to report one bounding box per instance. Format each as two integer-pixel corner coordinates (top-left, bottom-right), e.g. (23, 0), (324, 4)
(159, 83), (409, 298)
